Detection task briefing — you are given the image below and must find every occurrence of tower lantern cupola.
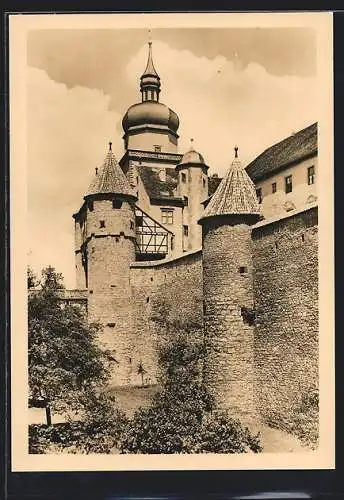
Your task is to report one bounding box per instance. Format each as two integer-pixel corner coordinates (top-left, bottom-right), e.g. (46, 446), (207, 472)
(140, 41), (161, 103)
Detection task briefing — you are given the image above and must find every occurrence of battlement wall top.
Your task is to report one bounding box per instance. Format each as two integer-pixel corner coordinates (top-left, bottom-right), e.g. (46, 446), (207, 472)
(130, 248), (202, 269)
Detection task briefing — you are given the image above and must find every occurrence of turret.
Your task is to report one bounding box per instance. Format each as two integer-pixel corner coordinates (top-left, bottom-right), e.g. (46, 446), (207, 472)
(122, 41), (179, 152)
(176, 139), (209, 251)
(199, 147), (261, 421)
(73, 142), (137, 385)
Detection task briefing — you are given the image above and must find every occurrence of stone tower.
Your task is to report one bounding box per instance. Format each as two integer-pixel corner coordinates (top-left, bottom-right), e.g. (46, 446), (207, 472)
(73, 143), (138, 385)
(122, 42), (179, 153)
(176, 140), (209, 252)
(199, 147), (261, 421)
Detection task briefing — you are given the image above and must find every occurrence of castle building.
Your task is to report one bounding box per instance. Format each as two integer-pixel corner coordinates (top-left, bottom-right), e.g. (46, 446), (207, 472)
(246, 122), (317, 219)
(70, 42), (318, 433)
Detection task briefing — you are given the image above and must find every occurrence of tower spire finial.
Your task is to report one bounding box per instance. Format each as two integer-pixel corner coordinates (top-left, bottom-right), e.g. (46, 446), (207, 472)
(140, 34), (161, 102)
(234, 145), (239, 158)
(109, 141), (112, 152)
(190, 138), (194, 150)
(148, 29), (152, 46)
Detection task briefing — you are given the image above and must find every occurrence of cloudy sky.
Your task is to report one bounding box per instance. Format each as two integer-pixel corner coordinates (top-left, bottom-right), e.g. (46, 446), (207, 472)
(26, 25), (318, 288)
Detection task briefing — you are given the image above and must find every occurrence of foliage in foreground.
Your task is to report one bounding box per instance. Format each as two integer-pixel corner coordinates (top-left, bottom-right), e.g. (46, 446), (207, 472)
(120, 335), (262, 454)
(29, 391), (128, 454)
(28, 267), (262, 454)
(28, 266), (113, 423)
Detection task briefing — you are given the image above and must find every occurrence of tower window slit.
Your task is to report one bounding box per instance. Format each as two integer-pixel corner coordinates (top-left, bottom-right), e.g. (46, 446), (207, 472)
(112, 199), (123, 209)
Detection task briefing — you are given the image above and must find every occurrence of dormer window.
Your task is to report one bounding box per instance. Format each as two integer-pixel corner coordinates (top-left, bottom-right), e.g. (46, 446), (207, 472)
(154, 145), (162, 153)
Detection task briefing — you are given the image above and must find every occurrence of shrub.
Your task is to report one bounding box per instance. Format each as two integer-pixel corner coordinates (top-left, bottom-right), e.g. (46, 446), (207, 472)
(29, 391), (128, 454)
(120, 334), (262, 454)
(120, 406), (262, 454)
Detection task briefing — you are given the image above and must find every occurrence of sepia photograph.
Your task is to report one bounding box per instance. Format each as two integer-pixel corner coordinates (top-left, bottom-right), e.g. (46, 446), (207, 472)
(10, 12), (334, 471)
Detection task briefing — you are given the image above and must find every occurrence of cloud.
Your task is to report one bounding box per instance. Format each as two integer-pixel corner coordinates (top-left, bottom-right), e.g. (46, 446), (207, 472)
(27, 67), (122, 287)
(126, 41), (318, 173)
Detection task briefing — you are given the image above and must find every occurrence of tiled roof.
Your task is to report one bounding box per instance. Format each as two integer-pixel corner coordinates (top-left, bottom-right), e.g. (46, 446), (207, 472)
(137, 165), (181, 201)
(200, 156), (260, 221)
(87, 148), (137, 198)
(245, 122), (317, 182)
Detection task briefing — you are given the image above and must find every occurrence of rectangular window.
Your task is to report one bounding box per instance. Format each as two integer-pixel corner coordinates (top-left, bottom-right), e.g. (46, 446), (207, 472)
(285, 175), (293, 193)
(161, 209), (174, 225)
(184, 196), (188, 207)
(181, 172), (186, 183)
(88, 200), (94, 212)
(256, 188), (262, 204)
(154, 145), (162, 153)
(272, 182), (277, 193)
(183, 225), (189, 237)
(307, 166), (315, 185)
(100, 220), (105, 228)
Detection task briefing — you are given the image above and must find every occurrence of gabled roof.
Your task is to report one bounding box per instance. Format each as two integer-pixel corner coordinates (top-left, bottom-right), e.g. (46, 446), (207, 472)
(137, 165), (181, 202)
(87, 146), (137, 198)
(245, 122), (317, 182)
(200, 155), (260, 222)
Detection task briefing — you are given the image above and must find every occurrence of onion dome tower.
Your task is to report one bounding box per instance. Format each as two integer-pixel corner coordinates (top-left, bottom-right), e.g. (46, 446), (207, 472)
(176, 139), (209, 251)
(122, 42), (180, 153)
(199, 147), (261, 421)
(73, 142), (137, 386)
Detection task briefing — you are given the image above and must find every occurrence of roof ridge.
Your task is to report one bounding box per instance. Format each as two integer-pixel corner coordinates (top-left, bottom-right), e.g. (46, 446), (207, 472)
(200, 155), (260, 221)
(86, 147), (137, 198)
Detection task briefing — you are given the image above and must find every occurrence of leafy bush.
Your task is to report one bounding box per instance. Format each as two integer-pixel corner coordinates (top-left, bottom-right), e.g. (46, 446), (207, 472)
(120, 334), (262, 454)
(29, 391), (128, 454)
(120, 406), (262, 454)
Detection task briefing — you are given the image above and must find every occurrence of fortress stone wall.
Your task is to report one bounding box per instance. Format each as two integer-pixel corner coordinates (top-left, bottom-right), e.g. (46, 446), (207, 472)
(252, 205), (318, 432)
(66, 204), (318, 435)
(129, 249), (203, 386)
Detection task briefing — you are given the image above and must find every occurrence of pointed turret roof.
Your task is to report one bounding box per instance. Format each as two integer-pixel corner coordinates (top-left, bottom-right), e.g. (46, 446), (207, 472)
(86, 142), (137, 199)
(199, 147), (260, 222)
(142, 41), (159, 77)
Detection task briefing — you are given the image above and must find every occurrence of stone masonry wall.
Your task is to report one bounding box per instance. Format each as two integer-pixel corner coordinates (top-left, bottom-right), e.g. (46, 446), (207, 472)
(129, 250), (203, 386)
(252, 206), (318, 434)
(202, 222), (256, 420)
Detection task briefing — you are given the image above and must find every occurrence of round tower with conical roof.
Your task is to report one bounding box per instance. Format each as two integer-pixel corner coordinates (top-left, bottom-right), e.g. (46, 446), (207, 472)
(73, 142), (137, 385)
(199, 147), (261, 421)
(176, 139), (209, 251)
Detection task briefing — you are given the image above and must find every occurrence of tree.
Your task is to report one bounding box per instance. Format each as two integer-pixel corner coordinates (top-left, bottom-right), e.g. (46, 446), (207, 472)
(27, 266), (37, 289)
(121, 334), (262, 454)
(137, 362), (146, 387)
(28, 266), (112, 425)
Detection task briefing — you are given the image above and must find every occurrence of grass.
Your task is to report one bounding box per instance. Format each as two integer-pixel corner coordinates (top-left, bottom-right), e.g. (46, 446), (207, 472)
(105, 384), (160, 417)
